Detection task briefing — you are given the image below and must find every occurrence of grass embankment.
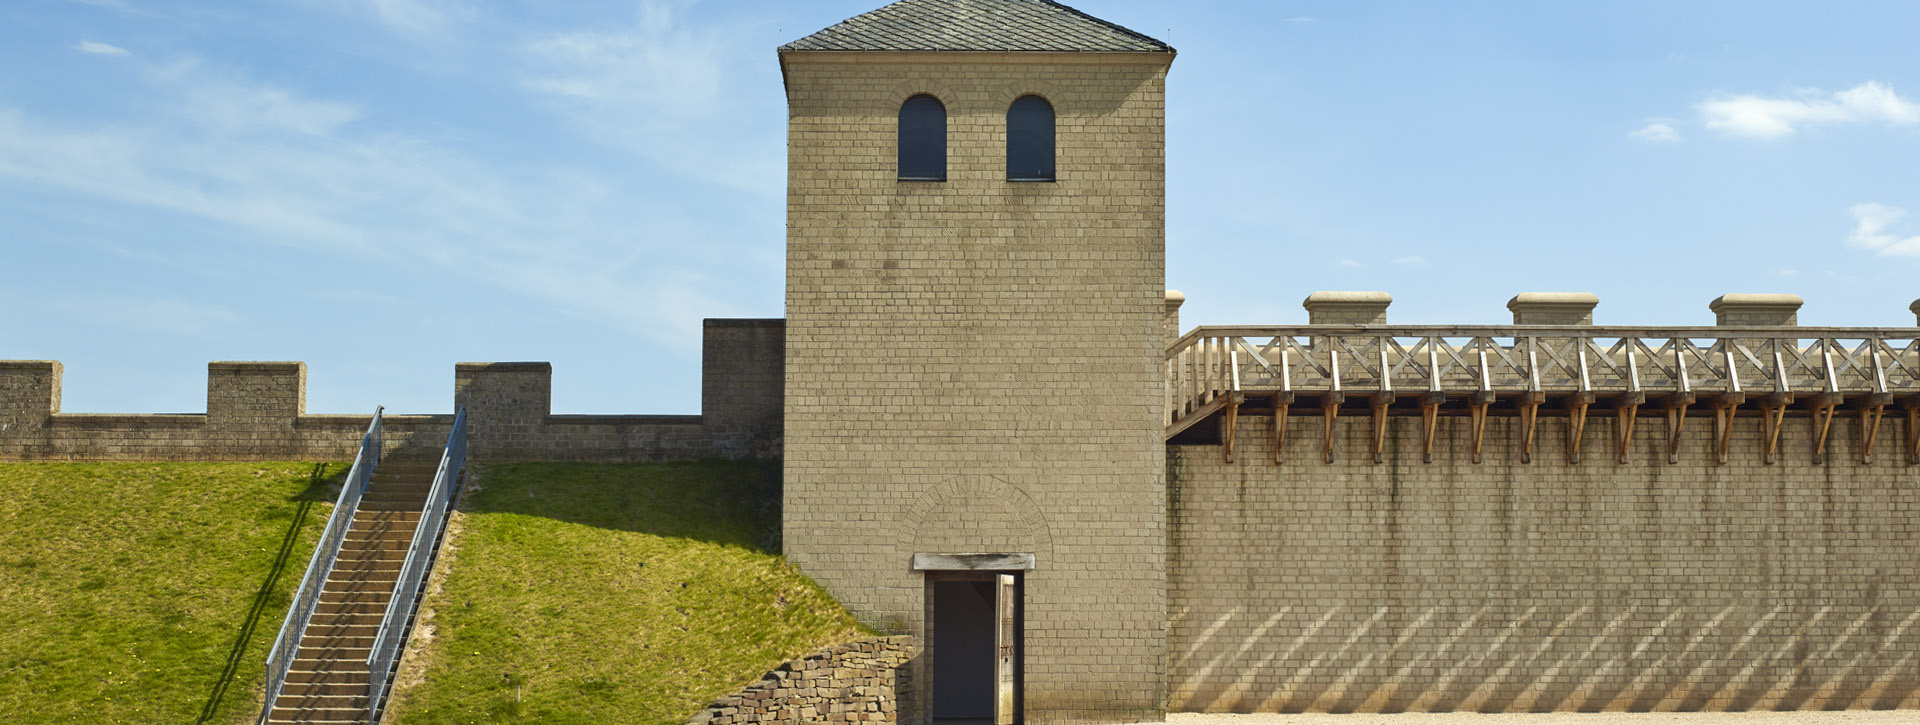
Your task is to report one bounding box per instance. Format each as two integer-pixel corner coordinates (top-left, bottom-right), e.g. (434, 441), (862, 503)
(0, 461), (342, 724)
(387, 461), (865, 724)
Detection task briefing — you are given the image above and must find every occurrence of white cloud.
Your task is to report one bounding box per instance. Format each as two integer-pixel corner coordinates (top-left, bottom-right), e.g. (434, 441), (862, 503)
(1391, 255), (1426, 265)
(0, 54), (746, 349)
(1848, 203), (1920, 258)
(1698, 81), (1920, 139)
(1630, 122), (1682, 143)
(518, 0), (781, 195)
(1775, 269), (1800, 278)
(74, 40), (130, 56)
(1337, 258), (1362, 268)
(54, 295), (238, 334)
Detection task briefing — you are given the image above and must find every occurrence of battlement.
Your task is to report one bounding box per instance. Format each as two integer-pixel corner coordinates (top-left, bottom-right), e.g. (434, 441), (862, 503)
(0, 319), (783, 462)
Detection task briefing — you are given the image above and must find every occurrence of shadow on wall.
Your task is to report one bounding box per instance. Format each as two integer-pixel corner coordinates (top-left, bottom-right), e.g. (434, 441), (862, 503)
(461, 461), (783, 553)
(1169, 599), (1920, 714)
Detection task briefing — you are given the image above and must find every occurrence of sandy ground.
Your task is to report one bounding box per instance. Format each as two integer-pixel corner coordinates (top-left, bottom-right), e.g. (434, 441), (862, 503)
(1122, 713), (1919, 724)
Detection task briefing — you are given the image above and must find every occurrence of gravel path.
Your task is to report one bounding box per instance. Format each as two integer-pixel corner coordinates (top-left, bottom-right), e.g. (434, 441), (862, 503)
(1122, 713), (1918, 724)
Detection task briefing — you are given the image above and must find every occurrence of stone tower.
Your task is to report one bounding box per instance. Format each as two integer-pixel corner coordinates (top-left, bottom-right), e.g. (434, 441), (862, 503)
(779, 1), (1175, 722)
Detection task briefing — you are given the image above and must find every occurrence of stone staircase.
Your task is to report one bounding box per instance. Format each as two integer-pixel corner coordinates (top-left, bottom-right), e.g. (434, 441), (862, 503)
(265, 458), (440, 725)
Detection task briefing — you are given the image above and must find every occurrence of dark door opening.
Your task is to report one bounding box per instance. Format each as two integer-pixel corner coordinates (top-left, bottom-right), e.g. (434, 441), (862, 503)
(929, 572), (1021, 724)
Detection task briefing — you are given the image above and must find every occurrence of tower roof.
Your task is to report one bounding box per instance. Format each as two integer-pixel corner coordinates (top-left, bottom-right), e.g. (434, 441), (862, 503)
(780, 0), (1173, 54)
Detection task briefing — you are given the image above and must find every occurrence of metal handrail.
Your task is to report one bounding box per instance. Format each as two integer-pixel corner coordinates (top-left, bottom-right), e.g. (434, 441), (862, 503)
(259, 406), (382, 725)
(366, 406), (466, 722)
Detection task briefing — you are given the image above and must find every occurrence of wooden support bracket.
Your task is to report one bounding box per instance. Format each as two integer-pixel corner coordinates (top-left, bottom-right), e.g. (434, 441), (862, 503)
(1272, 391), (1294, 464)
(1664, 393), (1695, 464)
(1517, 391), (1545, 464)
(1809, 392), (1842, 464)
(1420, 391), (1444, 464)
(1760, 392), (1793, 465)
(1710, 393), (1744, 465)
(1907, 400), (1920, 466)
(1613, 393), (1645, 464)
(1565, 392), (1594, 464)
(1321, 391), (1345, 464)
(1370, 391), (1394, 464)
(1469, 390), (1495, 465)
(1222, 392), (1243, 464)
(1857, 394), (1891, 464)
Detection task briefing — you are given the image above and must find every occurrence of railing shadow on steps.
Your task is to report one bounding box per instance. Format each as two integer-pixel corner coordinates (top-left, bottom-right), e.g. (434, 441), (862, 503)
(368, 406), (468, 723)
(258, 407), (383, 725)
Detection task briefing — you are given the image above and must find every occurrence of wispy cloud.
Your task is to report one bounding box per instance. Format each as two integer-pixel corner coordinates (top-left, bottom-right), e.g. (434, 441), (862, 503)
(1337, 258), (1362, 268)
(53, 295), (239, 334)
(74, 40), (130, 56)
(1698, 81), (1920, 139)
(1630, 122), (1682, 143)
(0, 53), (744, 348)
(519, 0), (780, 195)
(1848, 203), (1920, 257)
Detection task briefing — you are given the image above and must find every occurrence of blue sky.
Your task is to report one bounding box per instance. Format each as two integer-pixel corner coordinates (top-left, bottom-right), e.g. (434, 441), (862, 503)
(4, 1), (1918, 415)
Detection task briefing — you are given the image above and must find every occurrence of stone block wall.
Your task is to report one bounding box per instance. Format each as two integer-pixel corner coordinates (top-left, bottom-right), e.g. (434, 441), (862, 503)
(688, 636), (917, 725)
(781, 51), (1172, 724)
(1167, 411), (1920, 713)
(0, 319), (783, 462)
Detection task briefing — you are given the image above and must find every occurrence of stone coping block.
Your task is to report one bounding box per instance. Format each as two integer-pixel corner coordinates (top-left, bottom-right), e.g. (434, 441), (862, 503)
(1303, 291), (1391, 325)
(1508, 292), (1599, 325)
(1710, 293), (1803, 327)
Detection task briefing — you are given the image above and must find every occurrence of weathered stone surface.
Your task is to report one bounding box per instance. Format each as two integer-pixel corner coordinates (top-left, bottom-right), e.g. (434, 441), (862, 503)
(683, 638), (917, 725)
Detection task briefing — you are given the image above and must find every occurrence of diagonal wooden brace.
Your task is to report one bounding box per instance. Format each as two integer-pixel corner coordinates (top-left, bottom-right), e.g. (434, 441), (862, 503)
(1222, 392), (1244, 464)
(1371, 390), (1394, 464)
(1809, 392), (1842, 464)
(1565, 392), (1594, 464)
(1855, 393), (1891, 464)
(1517, 391), (1545, 464)
(1710, 392), (1744, 465)
(1321, 391), (1345, 464)
(1420, 391), (1444, 464)
(1760, 391), (1793, 465)
(1469, 390), (1495, 464)
(1664, 392), (1695, 464)
(1613, 392), (1645, 465)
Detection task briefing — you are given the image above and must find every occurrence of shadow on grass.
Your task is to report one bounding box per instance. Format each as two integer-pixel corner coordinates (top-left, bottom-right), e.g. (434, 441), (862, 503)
(196, 463), (342, 724)
(460, 460), (785, 553)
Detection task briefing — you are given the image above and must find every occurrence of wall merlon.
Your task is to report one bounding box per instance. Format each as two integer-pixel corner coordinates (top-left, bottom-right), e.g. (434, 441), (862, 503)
(1710, 293), (1802, 326)
(1303, 291), (1391, 325)
(1507, 292), (1598, 325)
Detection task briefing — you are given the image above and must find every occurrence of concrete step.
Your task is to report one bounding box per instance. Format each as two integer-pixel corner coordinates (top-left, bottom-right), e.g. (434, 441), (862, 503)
(286, 661), (370, 679)
(315, 599), (389, 615)
(349, 510), (422, 523)
(336, 537), (412, 551)
(296, 644), (372, 661)
(308, 612), (382, 627)
(280, 681), (369, 697)
(269, 704), (368, 722)
(304, 623), (378, 639)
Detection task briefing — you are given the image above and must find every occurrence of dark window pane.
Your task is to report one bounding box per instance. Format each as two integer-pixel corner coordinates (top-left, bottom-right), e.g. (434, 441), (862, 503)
(1007, 95), (1055, 181)
(899, 95), (946, 181)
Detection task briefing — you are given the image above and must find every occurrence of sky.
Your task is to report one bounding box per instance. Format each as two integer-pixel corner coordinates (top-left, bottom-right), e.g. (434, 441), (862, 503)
(3, 0), (1919, 415)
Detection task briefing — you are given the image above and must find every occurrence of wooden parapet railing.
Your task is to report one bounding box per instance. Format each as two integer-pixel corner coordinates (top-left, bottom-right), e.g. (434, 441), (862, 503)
(1166, 325), (1920, 465)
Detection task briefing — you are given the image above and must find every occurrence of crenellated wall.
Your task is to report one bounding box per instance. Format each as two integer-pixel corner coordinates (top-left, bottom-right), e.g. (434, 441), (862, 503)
(0, 319), (784, 462)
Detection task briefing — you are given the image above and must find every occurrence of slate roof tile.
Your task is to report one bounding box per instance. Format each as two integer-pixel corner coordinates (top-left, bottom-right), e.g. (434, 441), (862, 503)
(781, 0), (1172, 53)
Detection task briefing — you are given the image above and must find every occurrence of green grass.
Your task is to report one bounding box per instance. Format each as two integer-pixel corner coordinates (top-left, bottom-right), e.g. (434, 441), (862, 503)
(387, 461), (866, 725)
(0, 461), (343, 724)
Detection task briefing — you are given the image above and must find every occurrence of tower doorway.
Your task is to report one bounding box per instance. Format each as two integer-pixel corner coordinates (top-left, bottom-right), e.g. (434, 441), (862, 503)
(918, 555), (1026, 725)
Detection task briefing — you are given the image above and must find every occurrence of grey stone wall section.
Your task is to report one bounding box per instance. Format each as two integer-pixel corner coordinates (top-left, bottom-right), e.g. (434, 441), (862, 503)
(1167, 412), (1920, 714)
(703, 319), (786, 459)
(688, 636), (917, 725)
(0, 319), (784, 462)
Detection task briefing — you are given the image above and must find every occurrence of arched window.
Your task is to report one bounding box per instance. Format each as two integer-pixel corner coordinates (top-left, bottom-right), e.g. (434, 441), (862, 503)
(898, 94), (946, 181)
(1006, 95), (1055, 181)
